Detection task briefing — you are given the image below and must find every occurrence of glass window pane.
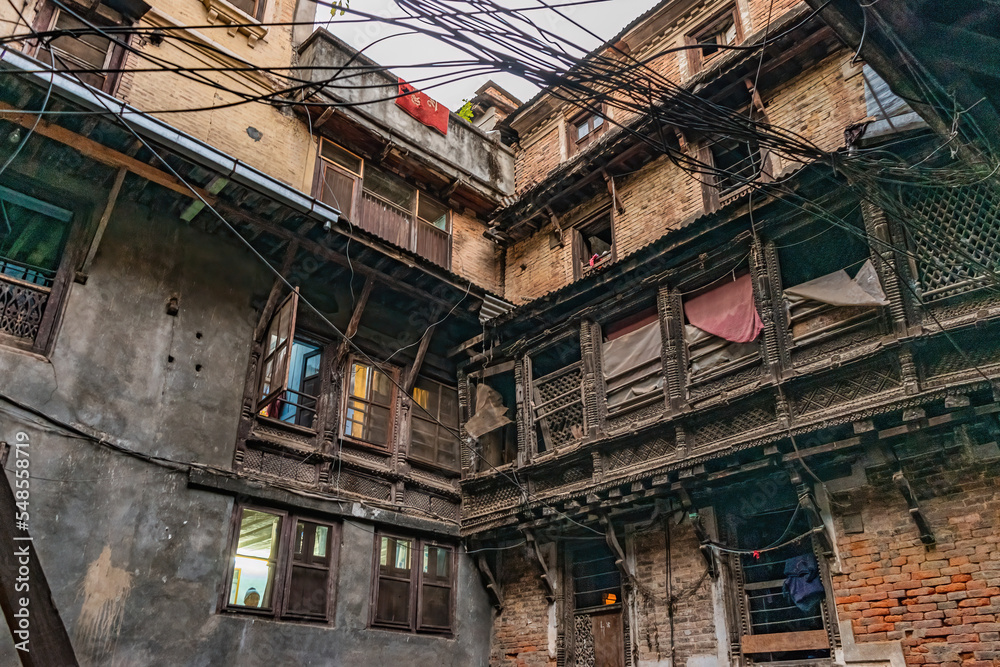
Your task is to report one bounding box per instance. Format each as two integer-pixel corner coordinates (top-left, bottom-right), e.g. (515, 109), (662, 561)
(228, 558), (275, 608)
(364, 166), (415, 210)
(380, 536), (412, 575)
(367, 405), (391, 446)
(50, 13), (111, 68)
(314, 525), (329, 559)
(422, 545), (451, 583)
(376, 579), (411, 624)
(440, 387), (459, 427)
(320, 140), (363, 175)
(577, 122), (589, 140)
(410, 418), (437, 460)
(344, 399), (368, 439)
(418, 196), (449, 231)
(593, 116), (604, 128)
(420, 585), (451, 628)
(412, 385), (431, 411)
(349, 362), (369, 399)
(436, 438), (459, 468)
(236, 510), (281, 559)
(372, 368), (393, 405)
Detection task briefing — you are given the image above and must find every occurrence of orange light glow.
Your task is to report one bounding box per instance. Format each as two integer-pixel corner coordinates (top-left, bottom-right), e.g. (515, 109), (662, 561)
(603, 593), (617, 605)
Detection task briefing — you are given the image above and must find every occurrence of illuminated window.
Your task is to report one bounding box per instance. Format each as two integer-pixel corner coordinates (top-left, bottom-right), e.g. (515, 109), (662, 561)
(224, 506), (337, 621)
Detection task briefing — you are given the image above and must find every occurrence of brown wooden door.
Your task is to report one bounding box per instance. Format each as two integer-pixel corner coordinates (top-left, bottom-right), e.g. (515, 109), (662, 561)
(591, 609), (625, 667)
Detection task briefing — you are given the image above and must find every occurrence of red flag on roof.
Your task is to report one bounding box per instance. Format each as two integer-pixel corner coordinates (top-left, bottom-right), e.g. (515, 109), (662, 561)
(396, 79), (449, 135)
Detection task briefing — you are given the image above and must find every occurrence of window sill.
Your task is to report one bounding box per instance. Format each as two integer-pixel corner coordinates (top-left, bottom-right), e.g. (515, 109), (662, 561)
(341, 435), (391, 455)
(200, 0), (268, 47)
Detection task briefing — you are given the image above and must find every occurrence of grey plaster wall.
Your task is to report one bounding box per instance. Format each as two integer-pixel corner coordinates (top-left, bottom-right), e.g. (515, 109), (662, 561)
(0, 200), (492, 665)
(297, 30), (516, 198)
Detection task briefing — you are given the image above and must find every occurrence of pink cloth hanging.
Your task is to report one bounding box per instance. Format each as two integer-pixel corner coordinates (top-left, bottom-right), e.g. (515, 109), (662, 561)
(684, 273), (763, 343)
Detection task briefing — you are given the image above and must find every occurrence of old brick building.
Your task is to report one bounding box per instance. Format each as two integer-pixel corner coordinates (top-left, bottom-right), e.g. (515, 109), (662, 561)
(1, 0), (999, 666)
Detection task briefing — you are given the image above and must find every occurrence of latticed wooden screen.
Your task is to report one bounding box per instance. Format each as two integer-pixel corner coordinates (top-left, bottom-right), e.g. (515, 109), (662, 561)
(903, 182), (1000, 301)
(533, 362), (585, 449)
(0, 276), (50, 341)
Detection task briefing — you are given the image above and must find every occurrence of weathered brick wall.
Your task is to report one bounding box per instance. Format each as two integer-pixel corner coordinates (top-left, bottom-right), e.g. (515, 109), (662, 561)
(631, 521), (721, 665)
(831, 447), (1000, 666)
(515, 121), (563, 194)
(118, 0), (316, 191)
(503, 223), (575, 305)
(453, 209), (502, 292)
(764, 51), (867, 177)
(745, 0), (802, 35)
(491, 546), (556, 667)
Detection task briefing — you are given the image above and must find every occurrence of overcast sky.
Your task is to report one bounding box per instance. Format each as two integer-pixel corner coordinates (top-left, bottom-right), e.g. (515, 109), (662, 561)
(315, 0), (659, 109)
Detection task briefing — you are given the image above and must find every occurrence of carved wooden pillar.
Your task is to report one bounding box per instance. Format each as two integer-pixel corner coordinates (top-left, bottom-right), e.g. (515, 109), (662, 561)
(515, 355), (533, 467)
(750, 234), (784, 383)
(669, 287), (690, 408)
(456, 369), (475, 475)
(898, 345), (920, 395)
(580, 318), (606, 438)
(658, 283), (685, 414)
(762, 240), (793, 375)
(862, 199), (916, 336)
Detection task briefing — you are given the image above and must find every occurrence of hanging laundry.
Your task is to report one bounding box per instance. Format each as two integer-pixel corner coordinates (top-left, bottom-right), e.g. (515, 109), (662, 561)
(782, 553), (826, 613)
(684, 273), (763, 343)
(464, 385), (512, 438)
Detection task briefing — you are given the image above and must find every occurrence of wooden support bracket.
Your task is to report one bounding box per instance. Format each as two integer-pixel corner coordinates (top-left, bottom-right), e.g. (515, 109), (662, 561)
(545, 206), (564, 247)
(599, 513), (634, 585)
(336, 277), (375, 362)
(475, 553), (504, 611)
(523, 529), (557, 602)
(893, 470), (935, 546)
(78, 166), (128, 281)
(404, 321), (437, 393)
(602, 170), (625, 215)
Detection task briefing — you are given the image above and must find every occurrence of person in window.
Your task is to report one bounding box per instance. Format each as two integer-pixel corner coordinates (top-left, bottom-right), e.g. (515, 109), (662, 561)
(243, 588), (260, 608)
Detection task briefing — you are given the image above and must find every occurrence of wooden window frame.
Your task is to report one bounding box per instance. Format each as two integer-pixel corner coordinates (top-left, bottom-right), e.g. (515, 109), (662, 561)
(571, 208), (616, 280)
(30, 1), (130, 96)
(568, 107), (608, 156)
(341, 355), (399, 452)
(316, 138), (363, 221)
(370, 531), (456, 635)
(686, 5), (744, 74)
(228, 0), (266, 21)
(220, 504), (340, 623)
(408, 377), (461, 472)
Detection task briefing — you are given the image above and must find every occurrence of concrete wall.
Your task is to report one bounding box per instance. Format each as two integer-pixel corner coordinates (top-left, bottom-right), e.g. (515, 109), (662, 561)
(297, 30), (515, 199)
(0, 199), (492, 665)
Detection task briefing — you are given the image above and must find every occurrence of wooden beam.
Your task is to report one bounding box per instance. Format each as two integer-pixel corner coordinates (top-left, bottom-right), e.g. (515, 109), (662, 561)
(336, 277), (375, 361)
(741, 630), (829, 654)
(404, 323), (436, 393)
(0, 102), (212, 202)
(80, 167), (127, 276)
(220, 211), (474, 318)
(0, 452), (80, 666)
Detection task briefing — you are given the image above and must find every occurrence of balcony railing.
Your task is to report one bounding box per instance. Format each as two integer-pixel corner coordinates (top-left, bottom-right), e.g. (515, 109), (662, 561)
(0, 271), (51, 341)
(357, 190), (413, 250)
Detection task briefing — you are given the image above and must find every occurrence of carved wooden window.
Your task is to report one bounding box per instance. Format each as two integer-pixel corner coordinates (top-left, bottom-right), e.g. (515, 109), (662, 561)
(223, 505), (338, 622)
(409, 377), (460, 470)
(31, 2), (134, 95)
(318, 138), (363, 220)
(372, 533), (454, 634)
(683, 271), (762, 382)
(0, 185), (75, 353)
(775, 210), (885, 349)
(343, 358), (396, 449)
(530, 337), (584, 453)
(718, 490), (833, 663)
(687, 5), (743, 73)
(572, 209), (616, 280)
(601, 307), (664, 414)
